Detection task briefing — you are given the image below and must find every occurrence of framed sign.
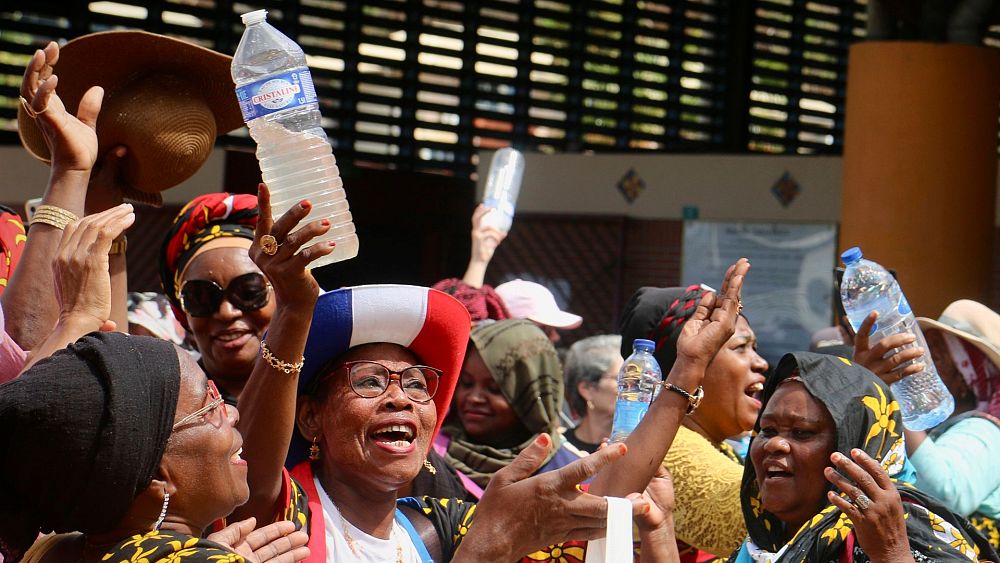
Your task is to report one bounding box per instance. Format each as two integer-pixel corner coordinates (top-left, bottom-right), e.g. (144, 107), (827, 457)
(682, 221), (838, 364)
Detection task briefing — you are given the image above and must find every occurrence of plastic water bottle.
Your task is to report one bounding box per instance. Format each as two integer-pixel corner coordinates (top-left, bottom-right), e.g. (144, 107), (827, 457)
(840, 247), (954, 430)
(609, 339), (663, 443)
(480, 148), (525, 233)
(232, 10), (358, 268)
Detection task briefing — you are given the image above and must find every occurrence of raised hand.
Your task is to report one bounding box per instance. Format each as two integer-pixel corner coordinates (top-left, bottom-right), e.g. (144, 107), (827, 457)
(54, 203), (135, 331)
(456, 434), (648, 561)
(852, 312), (924, 386)
(20, 41), (103, 174)
(824, 449), (914, 563)
(674, 258), (750, 373)
(206, 518), (310, 563)
(471, 203), (507, 264)
(248, 183), (336, 311)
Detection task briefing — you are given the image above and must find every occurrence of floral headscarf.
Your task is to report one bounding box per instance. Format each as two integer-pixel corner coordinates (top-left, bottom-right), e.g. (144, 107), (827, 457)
(733, 352), (998, 563)
(158, 192), (258, 329)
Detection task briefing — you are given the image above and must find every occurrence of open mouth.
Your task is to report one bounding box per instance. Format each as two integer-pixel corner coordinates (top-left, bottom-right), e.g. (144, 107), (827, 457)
(230, 447), (246, 466)
(371, 424), (416, 448)
(745, 382), (764, 401)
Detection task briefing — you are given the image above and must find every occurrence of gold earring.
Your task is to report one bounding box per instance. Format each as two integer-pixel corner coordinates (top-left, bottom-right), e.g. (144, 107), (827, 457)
(309, 436), (321, 461)
(423, 459), (437, 475)
(586, 399), (595, 411)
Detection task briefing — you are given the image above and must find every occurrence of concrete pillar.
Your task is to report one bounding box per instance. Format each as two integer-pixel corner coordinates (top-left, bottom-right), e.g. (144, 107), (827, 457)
(840, 42), (1000, 317)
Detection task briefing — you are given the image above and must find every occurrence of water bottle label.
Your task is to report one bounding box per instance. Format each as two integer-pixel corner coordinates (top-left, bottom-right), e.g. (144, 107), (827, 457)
(898, 296), (912, 315)
(236, 69), (318, 121)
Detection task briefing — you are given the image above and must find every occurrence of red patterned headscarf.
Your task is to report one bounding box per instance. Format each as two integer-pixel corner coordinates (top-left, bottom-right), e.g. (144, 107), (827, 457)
(431, 278), (510, 324)
(0, 206), (26, 297)
(159, 192), (258, 328)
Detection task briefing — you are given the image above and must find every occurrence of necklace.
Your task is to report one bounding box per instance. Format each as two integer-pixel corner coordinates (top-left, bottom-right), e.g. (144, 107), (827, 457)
(338, 509), (406, 563)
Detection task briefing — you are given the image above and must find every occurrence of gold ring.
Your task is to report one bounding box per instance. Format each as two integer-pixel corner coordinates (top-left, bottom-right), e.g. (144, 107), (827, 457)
(19, 95), (48, 119)
(260, 234), (280, 256)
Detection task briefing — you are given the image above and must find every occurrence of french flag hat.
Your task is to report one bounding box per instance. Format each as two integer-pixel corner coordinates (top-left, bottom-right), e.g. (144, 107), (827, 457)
(287, 284), (472, 467)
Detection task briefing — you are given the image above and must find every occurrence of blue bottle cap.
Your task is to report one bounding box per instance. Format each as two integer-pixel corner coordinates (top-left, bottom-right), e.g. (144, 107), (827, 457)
(633, 338), (655, 352)
(841, 246), (863, 265)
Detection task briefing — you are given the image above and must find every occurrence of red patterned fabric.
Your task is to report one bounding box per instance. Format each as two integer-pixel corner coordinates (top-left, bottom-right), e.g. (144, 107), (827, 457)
(158, 192), (258, 329)
(432, 278), (510, 323)
(0, 206), (26, 297)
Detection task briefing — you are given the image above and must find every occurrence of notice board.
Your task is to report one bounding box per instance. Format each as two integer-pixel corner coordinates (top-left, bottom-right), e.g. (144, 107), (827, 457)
(681, 221), (838, 364)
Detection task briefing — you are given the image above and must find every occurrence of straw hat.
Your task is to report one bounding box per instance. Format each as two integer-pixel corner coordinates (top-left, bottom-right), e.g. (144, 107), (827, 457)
(917, 300), (1000, 369)
(17, 31), (244, 205)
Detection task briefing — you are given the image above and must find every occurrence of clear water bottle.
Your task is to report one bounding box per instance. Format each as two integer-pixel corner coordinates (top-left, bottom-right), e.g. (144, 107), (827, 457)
(840, 247), (954, 430)
(480, 148), (525, 233)
(232, 10), (358, 268)
(609, 339), (663, 443)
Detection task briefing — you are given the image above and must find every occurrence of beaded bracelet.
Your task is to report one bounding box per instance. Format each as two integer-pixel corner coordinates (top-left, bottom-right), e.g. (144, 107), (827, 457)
(260, 340), (304, 375)
(29, 205), (79, 230)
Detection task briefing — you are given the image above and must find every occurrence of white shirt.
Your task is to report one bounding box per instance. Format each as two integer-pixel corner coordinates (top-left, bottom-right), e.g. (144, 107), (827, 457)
(315, 477), (424, 563)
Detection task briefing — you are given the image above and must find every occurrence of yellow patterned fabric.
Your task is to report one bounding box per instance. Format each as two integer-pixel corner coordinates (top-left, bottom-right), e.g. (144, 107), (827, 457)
(666, 425), (747, 557)
(100, 530), (244, 563)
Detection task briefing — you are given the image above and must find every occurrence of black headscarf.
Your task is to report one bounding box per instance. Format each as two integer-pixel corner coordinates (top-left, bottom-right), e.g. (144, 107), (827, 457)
(0, 332), (180, 561)
(732, 352), (998, 562)
(619, 285), (709, 372)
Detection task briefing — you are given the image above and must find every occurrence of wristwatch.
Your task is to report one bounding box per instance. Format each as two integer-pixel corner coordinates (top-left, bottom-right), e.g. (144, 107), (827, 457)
(662, 381), (704, 415)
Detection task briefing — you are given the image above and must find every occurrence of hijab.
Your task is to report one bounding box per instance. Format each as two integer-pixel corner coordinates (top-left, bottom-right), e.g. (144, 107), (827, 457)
(734, 352), (998, 563)
(444, 319), (565, 487)
(0, 332), (180, 562)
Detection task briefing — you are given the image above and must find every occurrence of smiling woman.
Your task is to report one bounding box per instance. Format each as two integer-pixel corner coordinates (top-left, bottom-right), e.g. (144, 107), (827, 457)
(159, 192), (272, 404)
(619, 284), (769, 561)
(734, 352), (998, 563)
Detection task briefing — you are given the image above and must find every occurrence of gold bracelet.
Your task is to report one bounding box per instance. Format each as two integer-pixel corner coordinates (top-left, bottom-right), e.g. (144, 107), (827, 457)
(109, 235), (127, 256)
(260, 340), (304, 375)
(29, 205), (79, 230)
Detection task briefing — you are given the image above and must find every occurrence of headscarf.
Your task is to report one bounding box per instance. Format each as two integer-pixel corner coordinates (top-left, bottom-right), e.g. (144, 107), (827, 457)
(159, 192), (258, 329)
(619, 285), (708, 372)
(733, 352), (998, 563)
(444, 319), (564, 487)
(0, 205), (26, 297)
(431, 278), (510, 323)
(0, 332), (180, 562)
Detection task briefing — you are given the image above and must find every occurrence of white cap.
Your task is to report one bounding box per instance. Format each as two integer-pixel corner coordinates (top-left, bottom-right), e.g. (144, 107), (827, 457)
(495, 279), (583, 329)
(241, 9), (267, 24)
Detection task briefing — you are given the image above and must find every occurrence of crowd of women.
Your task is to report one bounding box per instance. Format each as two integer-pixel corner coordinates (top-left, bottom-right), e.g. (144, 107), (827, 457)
(1, 32), (999, 563)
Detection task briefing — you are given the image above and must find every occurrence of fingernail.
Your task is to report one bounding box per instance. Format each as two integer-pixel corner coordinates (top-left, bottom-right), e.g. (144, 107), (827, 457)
(328, 241), (337, 247)
(321, 219), (330, 227)
(852, 448), (863, 457)
(536, 433), (550, 447)
(300, 201), (311, 209)
(643, 504), (650, 514)
(616, 443), (627, 455)
(831, 452), (843, 462)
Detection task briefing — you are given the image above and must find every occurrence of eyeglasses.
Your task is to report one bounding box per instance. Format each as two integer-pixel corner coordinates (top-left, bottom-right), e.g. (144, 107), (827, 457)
(178, 272), (272, 318)
(343, 361), (442, 403)
(173, 380), (228, 430)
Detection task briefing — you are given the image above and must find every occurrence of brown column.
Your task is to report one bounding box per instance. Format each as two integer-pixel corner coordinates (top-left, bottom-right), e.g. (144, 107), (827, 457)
(840, 42), (1000, 318)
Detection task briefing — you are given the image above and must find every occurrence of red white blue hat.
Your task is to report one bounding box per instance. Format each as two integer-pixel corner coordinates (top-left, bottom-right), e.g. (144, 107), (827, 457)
(288, 284), (471, 467)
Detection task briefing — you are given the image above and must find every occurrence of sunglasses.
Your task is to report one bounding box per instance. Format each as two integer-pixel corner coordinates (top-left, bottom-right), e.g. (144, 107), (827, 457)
(342, 360), (442, 403)
(179, 272), (272, 318)
(173, 380), (228, 430)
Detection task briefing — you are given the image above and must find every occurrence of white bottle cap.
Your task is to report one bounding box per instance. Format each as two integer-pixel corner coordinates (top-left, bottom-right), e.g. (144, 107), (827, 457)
(241, 9), (267, 25)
